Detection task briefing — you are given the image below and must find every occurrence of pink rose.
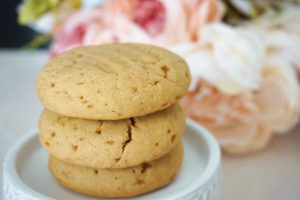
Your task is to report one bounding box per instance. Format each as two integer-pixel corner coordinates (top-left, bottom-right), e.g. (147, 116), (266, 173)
(107, 0), (224, 45)
(50, 9), (153, 56)
(51, 9), (106, 56)
(51, 0), (224, 55)
(108, 0), (166, 36)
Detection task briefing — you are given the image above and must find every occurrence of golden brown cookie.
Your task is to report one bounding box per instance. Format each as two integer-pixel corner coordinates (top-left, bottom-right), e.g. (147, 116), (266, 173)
(39, 103), (185, 168)
(36, 44), (190, 120)
(49, 142), (183, 198)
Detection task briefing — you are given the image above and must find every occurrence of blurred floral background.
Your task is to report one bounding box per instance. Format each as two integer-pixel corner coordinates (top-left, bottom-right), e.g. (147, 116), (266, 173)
(16, 0), (300, 155)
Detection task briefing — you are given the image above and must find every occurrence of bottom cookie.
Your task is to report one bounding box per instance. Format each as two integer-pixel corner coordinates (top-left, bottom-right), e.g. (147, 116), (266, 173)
(49, 142), (183, 198)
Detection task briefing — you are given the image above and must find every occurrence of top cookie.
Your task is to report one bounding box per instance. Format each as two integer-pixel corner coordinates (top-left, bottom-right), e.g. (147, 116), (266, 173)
(36, 43), (190, 120)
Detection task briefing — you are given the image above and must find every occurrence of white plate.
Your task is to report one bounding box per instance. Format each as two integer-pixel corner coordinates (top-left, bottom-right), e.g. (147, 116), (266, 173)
(3, 119), (220, 200)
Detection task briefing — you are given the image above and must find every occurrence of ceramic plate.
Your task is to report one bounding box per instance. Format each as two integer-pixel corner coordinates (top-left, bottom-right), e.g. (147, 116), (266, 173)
(3, 119), (220, 200)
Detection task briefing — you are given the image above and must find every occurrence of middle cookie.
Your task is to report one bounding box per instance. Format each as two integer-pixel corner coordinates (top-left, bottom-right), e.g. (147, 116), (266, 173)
(39, 103), (185, 168)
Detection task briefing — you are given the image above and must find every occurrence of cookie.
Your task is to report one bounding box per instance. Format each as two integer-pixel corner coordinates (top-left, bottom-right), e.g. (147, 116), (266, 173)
(39, 103), (185, 168)
(49, 142), (183, 198)
(36, 43), (190, 120)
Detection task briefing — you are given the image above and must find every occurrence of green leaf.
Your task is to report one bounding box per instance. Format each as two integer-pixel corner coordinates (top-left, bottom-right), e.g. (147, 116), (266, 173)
(66, 0), (81, 9)
(22, 34), (52, 49)
(18, 0), (61, 25)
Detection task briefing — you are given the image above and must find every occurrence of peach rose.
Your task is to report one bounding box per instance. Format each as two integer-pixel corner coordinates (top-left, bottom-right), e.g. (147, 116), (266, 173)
(246, 6), (300, 133)
(224, 55), (300, 154)
(181, 80), (260, 146)
(257, 55), (300, 134)
(181, 80), (257, 128)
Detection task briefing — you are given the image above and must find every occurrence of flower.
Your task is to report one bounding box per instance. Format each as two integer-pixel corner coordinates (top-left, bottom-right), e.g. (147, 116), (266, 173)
(51, 9), (105, 56)
(256, 55), (300, 134)
(181, 80), (260, 146)
(181, 80), (258, 128)
(50, 9), (153, 56)
(222, 123), (271, 154)
(222, 55), (300, 154)
(174, 22), (300, 153)
(172, 23), (265, 95)
(51, 0), (224, 55)
(246, 6), (300, 70)
(172, 23), (265, 148)
(245, 6), (300, 132)
(107, 0), (224, 45)
(106, 0), (167, 36)
(183, 0), (225, 40)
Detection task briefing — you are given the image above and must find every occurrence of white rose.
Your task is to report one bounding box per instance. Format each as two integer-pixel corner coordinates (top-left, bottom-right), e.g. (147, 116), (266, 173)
(172, 23), (265, 95)
(247, 6), (300, 70)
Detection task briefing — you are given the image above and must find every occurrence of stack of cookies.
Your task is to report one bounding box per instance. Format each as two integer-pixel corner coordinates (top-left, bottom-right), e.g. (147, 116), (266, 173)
(36, 44), (191, 198)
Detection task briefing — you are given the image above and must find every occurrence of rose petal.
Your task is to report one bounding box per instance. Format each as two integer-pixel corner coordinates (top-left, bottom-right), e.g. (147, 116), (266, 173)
(172, 23), (265, 95)
(201, 24), (265, 93)
(223, 123), (271, 154)
(256, 56), (300, 133)
(211, 121), (262, 146)
(181, 80), (258, 128)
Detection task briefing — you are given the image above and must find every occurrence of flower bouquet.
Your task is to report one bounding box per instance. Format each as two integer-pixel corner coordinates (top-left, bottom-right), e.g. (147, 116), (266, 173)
(18, 0), (300, 154)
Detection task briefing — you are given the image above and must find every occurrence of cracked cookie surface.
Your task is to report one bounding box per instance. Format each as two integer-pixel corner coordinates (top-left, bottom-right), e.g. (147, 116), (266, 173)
(49, 142), (183, 198)
(39, 103), (185, 168)
(36, 43), (190, 120)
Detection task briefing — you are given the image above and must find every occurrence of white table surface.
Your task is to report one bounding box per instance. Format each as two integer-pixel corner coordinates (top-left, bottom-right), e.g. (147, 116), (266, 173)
(1, 50), (300, 200)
